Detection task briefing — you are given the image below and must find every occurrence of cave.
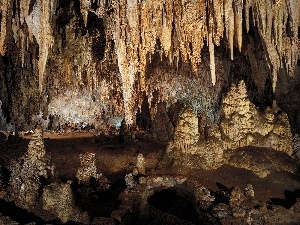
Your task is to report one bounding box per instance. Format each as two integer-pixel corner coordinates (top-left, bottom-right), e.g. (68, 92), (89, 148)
(0, 0), (300, 224)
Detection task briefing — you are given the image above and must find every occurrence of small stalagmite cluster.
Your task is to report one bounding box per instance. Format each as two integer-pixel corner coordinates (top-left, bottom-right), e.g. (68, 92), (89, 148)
(221, 81), (293, 154)
(164, 80), (295, 170)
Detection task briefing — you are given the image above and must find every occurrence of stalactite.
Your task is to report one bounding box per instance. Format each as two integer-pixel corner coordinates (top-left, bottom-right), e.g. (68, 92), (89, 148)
(80, 0), (91, 27)
(234, 0), (243, 52)
(213, 0), (224, 46)
(26, 0), (56, 92)
(209, 30), (216, 86)
(224, 0), (234, 60)
(0, 0), (12, 56)
(0, 0), (299, 125)
(20, 0), (32, 25)
(245, 0), (252, 33)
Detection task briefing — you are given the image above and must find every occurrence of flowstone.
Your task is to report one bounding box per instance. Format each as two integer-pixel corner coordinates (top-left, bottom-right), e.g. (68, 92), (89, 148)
(8, 127), (55, 209)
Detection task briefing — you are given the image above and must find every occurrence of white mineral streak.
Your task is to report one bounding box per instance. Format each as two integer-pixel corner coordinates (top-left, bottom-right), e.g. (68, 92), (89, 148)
(0, 0), (12, 56)
(26, 0), (55, 92)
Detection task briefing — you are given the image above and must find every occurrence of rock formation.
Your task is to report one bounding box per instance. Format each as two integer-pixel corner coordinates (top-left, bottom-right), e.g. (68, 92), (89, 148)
(76, 152), (110, 192)
(8, 127), (55, 209)
(0, 0), (299, 131)
(42, 181), (88, 224)
(163, 80), (294, 171)
(221, 81), (293, 155)
(76, 152), (99, 183)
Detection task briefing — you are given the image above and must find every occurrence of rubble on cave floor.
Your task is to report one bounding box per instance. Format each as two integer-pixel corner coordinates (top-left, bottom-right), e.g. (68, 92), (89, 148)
(0, 127), (299, 224)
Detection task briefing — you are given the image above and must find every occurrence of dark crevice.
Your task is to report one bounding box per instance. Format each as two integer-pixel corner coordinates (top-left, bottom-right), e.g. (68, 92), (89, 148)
(147, 187), (216, 224)
(28, 0), (36, 15)
(91, 0), (98, 10)
(270, 189), (300, 209)
(86, 12), (106, 61)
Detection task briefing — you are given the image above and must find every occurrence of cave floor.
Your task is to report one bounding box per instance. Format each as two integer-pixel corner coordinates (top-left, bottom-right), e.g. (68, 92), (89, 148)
(1, 131), (299, 206)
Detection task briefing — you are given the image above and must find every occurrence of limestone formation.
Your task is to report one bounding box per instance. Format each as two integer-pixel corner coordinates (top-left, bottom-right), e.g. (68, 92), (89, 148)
(124, 173), (136, 189)
(42, 181), (88, 224)
(292, 134), (300, 160)
(221, 81), (293, 155)
(76, 152), (99, 183)
(8, 127), (55, 209)
(165, 106), (224, 169)
(151, 102), (174, 142)
(134, 153), (146, 175)
(163, 80), (294, 171)
(193, 182), (215, 210)
(76, 152), (110, 192)
(174, 107), (199, 153)
(0, 0), (299, 127)
(228, 147), (298, 178)
(244, 184), (255, 198)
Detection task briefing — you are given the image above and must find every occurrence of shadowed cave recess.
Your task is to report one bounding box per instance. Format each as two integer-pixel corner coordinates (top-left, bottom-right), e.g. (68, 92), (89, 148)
(0, 0), (300, 224)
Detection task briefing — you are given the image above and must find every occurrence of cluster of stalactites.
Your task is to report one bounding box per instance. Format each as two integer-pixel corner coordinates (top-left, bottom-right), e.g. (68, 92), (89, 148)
(247, 0), (300, 91)
(1, 0), (299, 125)
(0, 0), (56, 92)
(78, 0), (298, 124)
(0, 0), (13, 56)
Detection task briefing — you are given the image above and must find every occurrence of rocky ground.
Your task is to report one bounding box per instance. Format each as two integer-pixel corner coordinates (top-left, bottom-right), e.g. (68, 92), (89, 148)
(0, 131), (299, 224)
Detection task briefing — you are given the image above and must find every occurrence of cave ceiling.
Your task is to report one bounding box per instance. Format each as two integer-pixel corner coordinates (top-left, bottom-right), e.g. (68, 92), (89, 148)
(0, 0), (299, 130)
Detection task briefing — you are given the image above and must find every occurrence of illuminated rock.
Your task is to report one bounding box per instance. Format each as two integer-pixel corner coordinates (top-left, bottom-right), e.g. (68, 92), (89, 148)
(8, 127), (55, 209)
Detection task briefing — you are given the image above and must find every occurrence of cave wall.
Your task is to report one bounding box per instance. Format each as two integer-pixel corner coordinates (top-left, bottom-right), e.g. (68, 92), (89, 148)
(0, 0), (299, 132)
